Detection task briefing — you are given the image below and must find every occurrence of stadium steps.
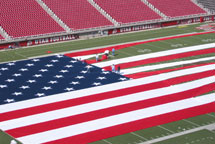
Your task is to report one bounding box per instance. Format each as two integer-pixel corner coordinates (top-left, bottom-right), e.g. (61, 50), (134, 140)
(195, 0), (215, 14)
(191, 0), (212, 14)
(36, 0), (71, 33)
(88, 0), (120, 26)
(0, 26), (11, 41)
(141, 0), (168, 20)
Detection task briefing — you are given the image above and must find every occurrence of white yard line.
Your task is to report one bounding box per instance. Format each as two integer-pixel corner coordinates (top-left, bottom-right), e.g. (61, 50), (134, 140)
(183, 119), (200, 127)
(103, 139), (113, 144)
(131, 132), (148, 141)
(158, 126), (175, 134)
(140, 123), (215, 144)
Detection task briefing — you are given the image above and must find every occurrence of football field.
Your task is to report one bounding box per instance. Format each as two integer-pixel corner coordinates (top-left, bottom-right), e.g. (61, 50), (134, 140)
(0, 22), (215, 144)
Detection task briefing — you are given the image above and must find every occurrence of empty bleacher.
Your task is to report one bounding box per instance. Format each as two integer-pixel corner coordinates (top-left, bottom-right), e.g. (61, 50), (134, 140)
(148, 0), (207, 18)
(196, 0), (215, 13)
(42, 0), (114, 30)
(0, 0), (65, 38)
(0, 35), (4, 40)
(94, 0), (162, 24)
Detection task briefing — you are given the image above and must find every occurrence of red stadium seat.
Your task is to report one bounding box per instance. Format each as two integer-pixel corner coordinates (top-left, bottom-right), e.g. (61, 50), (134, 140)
(94, 0), (162, 24)
(43, 0), (114, 30)
(148, 0), (207, 18)
(0, 0), (65, 38)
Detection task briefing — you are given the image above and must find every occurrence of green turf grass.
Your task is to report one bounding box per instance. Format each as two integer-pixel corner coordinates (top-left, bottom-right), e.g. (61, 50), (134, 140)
(153, 129), (215, 144)
(186, 114), (215, 126)
(0, 130), (22, 144)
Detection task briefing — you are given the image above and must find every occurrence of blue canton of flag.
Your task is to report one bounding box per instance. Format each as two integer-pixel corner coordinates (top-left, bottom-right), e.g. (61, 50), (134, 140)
(0, 54), (129, 105)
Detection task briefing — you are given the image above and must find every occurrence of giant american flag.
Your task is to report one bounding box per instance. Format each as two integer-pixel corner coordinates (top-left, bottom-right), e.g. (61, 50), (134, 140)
(0, 43), (215, 144)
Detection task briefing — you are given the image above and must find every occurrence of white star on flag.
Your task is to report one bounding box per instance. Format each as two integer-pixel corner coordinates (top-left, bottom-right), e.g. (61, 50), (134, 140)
(60, 70), (69, 73)
(19, 68), (28, 71)
(75, 76), (85, 79)
(20, 86), (30, 89)
(56, 55), (64, 58)
(102, 71), (110, 74)
(45, 64), (54, 67)
(4, 99), (15, 103)
(49, 81), (58, 84)
(5, 79), (15, 82)
(26, 63), (34, 67)
(12, 92), (22, 96)
(39, 69), (48, 72)
(70, 60), (77, 63)
(27, 80), (36, 83)
(0, 85), (7, 88)
(119, 78), (127, 81)
(54, 75), (63, 78)
(85, 65), (93, 69)
(64, 87), (74, 91)
(32, 59), (40, 62)
(35, 93), (45, 97)
(92, 82), (101, 86)
(33, 74), (42, 78)
(42, 87), (52, 90)
(97, 77), (106, 80)
(81, 71), (87, 74)
(51, 60), (59, 63)
(13, 73), (22, 77)
(64, 65), (73, 68)
(7, 62), (15, 66)
(70, 81), (80, 85)
(1, 68), (8, 71)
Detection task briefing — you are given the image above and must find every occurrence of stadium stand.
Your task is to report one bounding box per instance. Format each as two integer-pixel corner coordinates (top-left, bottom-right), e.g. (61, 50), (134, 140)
(0, 0), (65, 38)
(147, 0), (207, 18)
(0, 35), (4, 40)
(42, 0), (114, 30)
(196, 0), (215, 14)
(93, 0), (162, 24)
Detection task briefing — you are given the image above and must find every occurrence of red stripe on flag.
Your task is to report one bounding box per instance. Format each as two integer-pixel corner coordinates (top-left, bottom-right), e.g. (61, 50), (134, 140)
(7, 83), (215, 138)
(1, 70), (214, 122)
(43, 103), (214, 144)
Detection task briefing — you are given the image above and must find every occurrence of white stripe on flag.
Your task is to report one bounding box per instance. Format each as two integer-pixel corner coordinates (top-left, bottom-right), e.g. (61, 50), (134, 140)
(17, 94), (215, 144)
(0, 64), (215, 114)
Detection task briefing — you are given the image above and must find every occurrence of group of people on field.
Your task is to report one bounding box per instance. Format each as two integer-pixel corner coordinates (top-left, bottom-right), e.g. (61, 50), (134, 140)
(95, 48), (120, 73)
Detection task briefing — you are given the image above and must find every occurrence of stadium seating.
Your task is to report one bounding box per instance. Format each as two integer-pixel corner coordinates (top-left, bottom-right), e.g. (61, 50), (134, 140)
(42, 0), (114, 30)
(196, 0), (215, 13)
(0, 0), (65, 38)
(94, 0), (162, 24)
(0, 35), (4, 40)
(148, 0), (207, 18)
